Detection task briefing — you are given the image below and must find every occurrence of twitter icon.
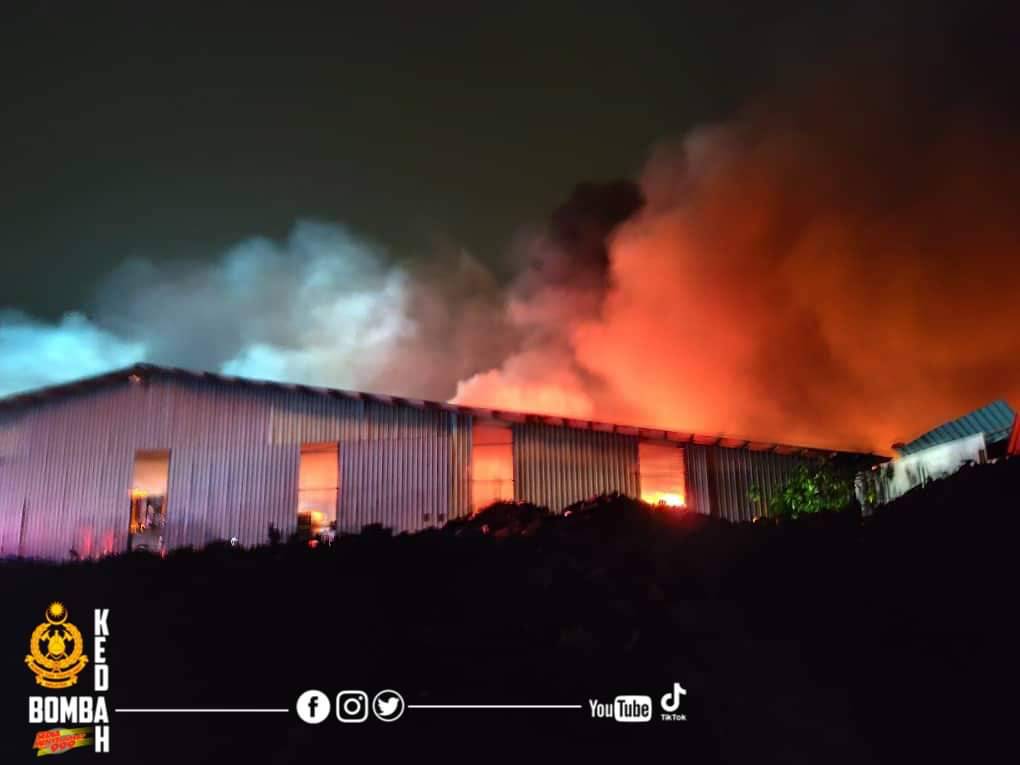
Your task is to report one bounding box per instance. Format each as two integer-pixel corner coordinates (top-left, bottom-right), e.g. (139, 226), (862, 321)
(372, 690), (406, 722)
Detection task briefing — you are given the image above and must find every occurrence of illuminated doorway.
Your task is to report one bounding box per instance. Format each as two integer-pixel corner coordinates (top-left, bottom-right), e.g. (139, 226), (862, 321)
(638, 442), (686, 508)
(297, 443), (339, 540)
(471, 423), (514, 512)
(128, 449), (170, 553)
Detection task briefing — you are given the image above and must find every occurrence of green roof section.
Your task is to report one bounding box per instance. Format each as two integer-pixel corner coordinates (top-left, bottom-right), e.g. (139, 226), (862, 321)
(899, 400), (1016, 455)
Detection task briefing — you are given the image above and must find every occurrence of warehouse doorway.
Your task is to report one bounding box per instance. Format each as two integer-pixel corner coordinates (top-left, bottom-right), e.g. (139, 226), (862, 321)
(297, 442), (339, 542)
(128, 449), (170, 554)
(471, 423), (514, 512)
(638, 441), (686, 508)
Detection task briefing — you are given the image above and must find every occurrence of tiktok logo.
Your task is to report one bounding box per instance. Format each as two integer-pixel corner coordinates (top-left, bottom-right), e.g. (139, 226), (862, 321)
(660, 682), (687, 722)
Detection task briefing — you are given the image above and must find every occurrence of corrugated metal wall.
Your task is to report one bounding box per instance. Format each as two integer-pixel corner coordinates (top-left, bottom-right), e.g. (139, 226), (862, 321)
(685, 445), (812, 522)
(512, 423), (639, 510)
(450, 413), (473, 520)
(511, 424), (812, 519)
(0, 414), (25, 556)
(0, 373), (831, 559)
(0, 378), (471, 559)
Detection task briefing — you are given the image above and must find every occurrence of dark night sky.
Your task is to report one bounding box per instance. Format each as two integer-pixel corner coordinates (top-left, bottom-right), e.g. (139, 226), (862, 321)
(1, 1), (927, 319)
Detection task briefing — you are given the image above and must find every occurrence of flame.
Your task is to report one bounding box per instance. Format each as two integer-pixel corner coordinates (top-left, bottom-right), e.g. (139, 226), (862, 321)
(451, 98), (1020, 456)
(298, 509), (329, 535)
(643, 491), (685, 508)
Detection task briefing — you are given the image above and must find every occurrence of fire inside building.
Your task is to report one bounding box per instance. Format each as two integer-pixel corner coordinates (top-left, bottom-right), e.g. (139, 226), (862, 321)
(0, 364), (870, 561)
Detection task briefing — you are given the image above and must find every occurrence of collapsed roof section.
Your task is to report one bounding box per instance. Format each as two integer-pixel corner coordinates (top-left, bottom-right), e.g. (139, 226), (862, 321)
(897, 400), (1016, 456)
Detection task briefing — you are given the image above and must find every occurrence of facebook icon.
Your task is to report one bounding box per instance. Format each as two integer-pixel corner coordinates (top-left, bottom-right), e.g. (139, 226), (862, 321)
(296, 690), (331, 724)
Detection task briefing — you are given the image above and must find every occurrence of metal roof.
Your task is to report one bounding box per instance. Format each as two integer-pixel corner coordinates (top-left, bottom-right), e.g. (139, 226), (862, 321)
(0, 362), (868, 458)
(898, 399), (1016, 455)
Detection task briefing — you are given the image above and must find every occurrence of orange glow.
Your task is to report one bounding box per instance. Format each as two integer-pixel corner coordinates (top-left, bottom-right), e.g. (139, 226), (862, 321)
(638, 442), (686, 510)
(455, 366), (595, 420)
(131, 450), (169, 494)
(298, 443), (338, 531)
(471, 447), (513, 482)
(298, 509), (330, 536)
(299, 447), (339, 490)
(471, 423), (514, 511)
(643, 491), (686, 508)
(449, 105), (1020, 455)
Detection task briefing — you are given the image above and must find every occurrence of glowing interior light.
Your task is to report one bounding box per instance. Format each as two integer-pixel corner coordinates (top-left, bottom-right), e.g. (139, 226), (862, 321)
(644, 491), (685, 508)
(638, 442), (687, 509)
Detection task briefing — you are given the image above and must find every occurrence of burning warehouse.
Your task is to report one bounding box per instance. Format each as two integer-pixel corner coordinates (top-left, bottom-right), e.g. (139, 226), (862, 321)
(0, 364), (868, 561)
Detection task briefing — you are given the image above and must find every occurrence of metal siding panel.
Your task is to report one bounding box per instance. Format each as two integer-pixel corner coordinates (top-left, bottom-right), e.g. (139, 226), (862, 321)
(512, 422), (638, 512)
(698, 446), (813, 522)
(1, 370), (850, 561)
(1, 375), (467, 559)
(685, 445), (708, 516)
(451, 414), (471, 519)
(718, 448), (734, 521)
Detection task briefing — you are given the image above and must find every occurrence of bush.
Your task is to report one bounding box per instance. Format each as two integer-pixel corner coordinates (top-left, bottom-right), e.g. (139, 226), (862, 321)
(446, 500), (551, 537)
(751, 461), (855, 519)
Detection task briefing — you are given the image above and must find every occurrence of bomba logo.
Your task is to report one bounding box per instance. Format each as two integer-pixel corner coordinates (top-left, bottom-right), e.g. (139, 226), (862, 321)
(26, 604), (112, 754)
(25, 603), (90, 689)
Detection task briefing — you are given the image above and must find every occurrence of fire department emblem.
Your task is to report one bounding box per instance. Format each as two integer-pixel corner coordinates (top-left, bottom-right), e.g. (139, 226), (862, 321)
(25, 602), (89, 689)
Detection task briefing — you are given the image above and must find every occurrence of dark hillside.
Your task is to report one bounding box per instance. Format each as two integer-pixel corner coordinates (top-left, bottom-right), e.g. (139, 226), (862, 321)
(2, 460), (1016, 764)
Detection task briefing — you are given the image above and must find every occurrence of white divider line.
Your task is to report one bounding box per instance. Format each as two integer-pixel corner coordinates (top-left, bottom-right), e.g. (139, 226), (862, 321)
(115, 709), (289, 713)
(117, 705), (582, 712)
(408, 704), (582, 709)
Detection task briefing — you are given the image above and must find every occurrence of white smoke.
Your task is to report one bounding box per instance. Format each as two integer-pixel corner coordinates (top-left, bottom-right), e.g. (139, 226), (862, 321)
(0, 311), (144, 395)
(0, 221), (488, 398)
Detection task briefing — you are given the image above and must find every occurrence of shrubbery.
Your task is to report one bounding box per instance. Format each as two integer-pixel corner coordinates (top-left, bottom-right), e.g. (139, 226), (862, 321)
(750, 461), (856, 519)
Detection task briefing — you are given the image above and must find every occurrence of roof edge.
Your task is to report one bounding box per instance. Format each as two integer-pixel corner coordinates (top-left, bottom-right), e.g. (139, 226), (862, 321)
(0, 362), (875, 458)
(897, 399), (1016, 455)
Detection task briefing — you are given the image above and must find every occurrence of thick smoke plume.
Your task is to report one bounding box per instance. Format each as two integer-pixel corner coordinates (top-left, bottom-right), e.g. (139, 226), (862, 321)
(0, 222), (509, 404)
(3, 39), (1019, 453)
(455, 66), (1020, 452)
(452, 181), (644, 418)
